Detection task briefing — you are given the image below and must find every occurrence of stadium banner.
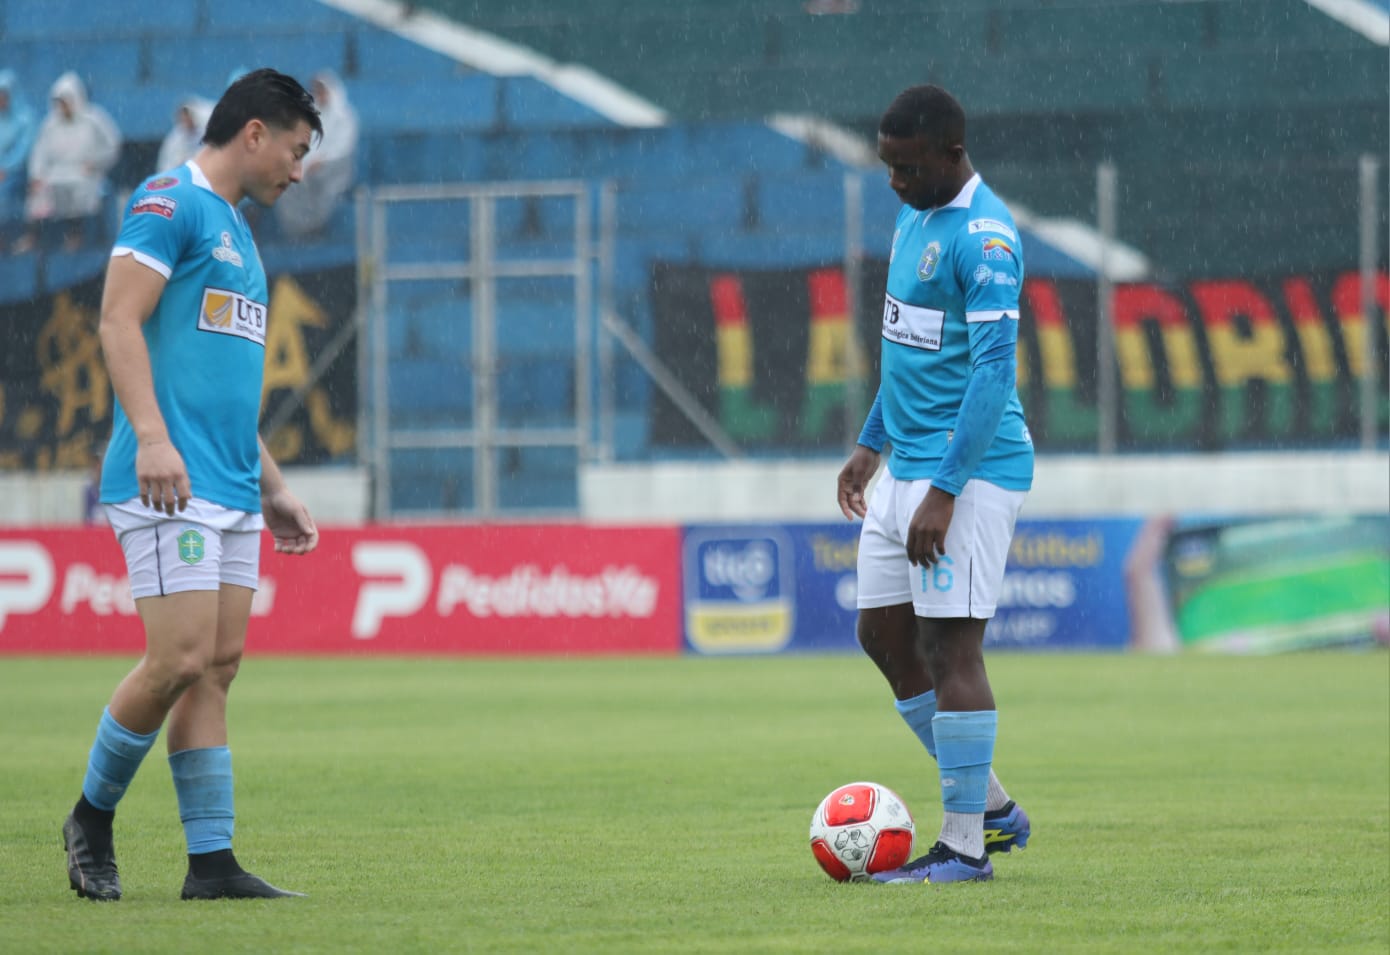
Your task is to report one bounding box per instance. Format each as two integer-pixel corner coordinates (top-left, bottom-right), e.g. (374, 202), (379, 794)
(0, 524), (682, 656)
(0, 266), (357, 474)
(649, 263), (1389, 452)
(680, 516), (1390, 655)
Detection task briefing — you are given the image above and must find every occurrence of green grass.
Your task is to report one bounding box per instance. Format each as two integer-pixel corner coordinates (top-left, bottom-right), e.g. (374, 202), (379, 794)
(1, 653), (1387, 954)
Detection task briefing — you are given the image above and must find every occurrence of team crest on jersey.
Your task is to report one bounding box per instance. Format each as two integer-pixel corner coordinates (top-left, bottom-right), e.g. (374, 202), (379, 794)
(981, 237), (1015, 261)
(199, 287), (267, 346)
(212, 232), (244, 268)
(146, 176), (179, 191)
(132, 195), (177, 219)
(916, 241), (942, 281)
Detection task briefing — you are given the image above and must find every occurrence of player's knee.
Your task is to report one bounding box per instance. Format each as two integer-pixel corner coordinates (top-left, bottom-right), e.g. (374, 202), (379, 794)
(206, 651), (243, 690)
(145, 649), (214, 699)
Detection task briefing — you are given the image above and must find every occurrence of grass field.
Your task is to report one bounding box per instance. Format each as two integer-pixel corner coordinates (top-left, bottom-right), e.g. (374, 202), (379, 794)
(2, 652), (1387, 954)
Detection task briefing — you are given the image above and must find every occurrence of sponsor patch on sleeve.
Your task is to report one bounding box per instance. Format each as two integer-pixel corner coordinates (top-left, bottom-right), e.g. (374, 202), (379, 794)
(132, 195), (178, 219)
(145, 176), (180, 191)
(968, 218), (1017, 240)
(980, 236), (1015, 261)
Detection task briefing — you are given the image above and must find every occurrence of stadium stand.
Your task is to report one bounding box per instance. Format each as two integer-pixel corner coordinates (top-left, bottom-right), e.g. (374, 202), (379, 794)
(1, 0), (1383, 512)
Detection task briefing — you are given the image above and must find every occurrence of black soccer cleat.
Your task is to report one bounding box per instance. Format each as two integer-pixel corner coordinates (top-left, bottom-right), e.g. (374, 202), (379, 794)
(181, 870), (307, 900)
(63, 813), (121, 901)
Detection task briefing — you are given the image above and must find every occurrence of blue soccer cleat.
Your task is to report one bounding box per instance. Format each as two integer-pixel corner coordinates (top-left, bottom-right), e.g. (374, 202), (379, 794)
(983, 800), (1031, 855)
(871, 841), (993, 884)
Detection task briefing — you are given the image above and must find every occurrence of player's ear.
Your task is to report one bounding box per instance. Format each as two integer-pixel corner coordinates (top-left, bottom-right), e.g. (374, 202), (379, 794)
(243, 118), (267, 151)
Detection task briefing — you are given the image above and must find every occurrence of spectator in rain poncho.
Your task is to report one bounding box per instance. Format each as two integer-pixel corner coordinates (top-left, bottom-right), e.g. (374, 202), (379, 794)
(18, 71), (121, 252)
(273, 69), (357, 238)
(155, 95), (213, 175)
(0, 69), (36, 227)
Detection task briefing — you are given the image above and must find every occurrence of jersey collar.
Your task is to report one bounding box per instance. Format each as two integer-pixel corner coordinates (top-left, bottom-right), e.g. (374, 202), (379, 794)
(184, 159), (247, 223)
(940, 173), (982, 210)
(186, 159), (213, 191)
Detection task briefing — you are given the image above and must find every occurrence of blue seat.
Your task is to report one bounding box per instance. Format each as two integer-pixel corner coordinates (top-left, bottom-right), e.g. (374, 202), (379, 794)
(616, 179), (747, 234)
(352, 30), (464, 82)
(351, 75), (499, 135)
(409, 298), (473, 356)
(500, 77), (608, 130)
(388, 447), (475, 512)
(497, 445), (578, 511)
(3, 1), (197, 38)
(202, 0), (353, 32)
(146, 35), (346, 88)
(756, 171), (846, 231)
(0, 253), (39, 306)
(20, 39), (143, 99)
(103, 84), (201, 144)
(387, 357), (472, 420)
(496, 355), (574, 428)
(43, 249), (108, 293)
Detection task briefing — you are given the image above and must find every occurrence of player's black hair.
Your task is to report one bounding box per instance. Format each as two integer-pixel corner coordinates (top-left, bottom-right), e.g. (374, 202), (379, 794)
(203, 68), (322, 148)
(878, 85), (966, 147)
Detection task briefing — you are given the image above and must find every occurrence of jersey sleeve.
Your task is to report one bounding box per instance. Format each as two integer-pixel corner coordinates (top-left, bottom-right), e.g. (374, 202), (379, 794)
(110, 183), (192, 279)
(956, 219), (1022, 322)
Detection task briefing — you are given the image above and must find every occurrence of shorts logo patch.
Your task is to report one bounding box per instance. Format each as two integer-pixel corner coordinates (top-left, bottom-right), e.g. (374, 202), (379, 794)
(916, 241), (942, 281)
(132, 195), (177, 219)
(177, 529), (205, 565)
(146, 176), (179, 191)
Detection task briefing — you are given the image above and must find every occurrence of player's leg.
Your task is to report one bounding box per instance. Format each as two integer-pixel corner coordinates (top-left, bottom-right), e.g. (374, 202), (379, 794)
(63, 520), (220, 902)
(170, 529), (303, 900)
(872, 480), (1028, 884)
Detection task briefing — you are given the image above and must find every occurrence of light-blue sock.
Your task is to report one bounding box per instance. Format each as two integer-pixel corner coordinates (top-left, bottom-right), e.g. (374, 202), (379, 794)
(893, 689), (938, 759)
(169, 747), (235, 854)
(81, 707), (160, 811)
(932, 710), (997, 815)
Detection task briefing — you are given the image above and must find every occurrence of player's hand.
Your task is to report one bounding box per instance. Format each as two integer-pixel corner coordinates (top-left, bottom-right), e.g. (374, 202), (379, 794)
(135, 438), (191, 515)
(837, 445), (880, 520)
(262, 489), (319, 555)
(907, 485), (955, 566)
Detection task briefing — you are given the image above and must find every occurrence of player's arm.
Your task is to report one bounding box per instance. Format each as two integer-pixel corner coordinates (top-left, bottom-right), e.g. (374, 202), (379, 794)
(98, 254), (189, 514)
(906, 233), (1022, 565)
(931, 319), (1018, 496)
(258, 437), (319, 555)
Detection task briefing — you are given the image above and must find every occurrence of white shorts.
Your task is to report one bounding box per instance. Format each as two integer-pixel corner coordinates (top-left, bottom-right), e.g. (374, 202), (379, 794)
(856, 472), (1026, 619)
(104, 498), (264, 599)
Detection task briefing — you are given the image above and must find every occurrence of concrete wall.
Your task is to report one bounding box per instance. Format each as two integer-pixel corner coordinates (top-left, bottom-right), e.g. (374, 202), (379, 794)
(0, 467), (371, 527)
(3, 453), (1385, 525)
(577, 452), (1390, 522)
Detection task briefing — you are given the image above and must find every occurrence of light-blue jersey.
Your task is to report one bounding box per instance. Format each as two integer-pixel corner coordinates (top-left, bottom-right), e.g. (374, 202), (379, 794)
(100, 161), (269, 513)
(878, 174), (1033, 491)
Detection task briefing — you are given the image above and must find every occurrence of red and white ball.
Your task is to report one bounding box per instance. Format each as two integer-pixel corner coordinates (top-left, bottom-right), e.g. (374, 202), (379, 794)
(809, 781), (916, 882)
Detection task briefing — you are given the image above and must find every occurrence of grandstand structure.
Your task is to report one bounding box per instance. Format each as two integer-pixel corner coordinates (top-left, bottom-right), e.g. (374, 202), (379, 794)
(0, 0), (1385, 519)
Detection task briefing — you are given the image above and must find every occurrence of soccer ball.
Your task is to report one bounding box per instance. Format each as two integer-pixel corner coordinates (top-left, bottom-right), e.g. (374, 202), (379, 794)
(809, 781), (915, 882)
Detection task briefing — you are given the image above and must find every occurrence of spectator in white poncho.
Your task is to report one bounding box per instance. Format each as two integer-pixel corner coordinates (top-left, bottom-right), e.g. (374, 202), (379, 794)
(18, 71), (121, 252)
(273, 69), (357, 238)
(155, 95), (213, 175)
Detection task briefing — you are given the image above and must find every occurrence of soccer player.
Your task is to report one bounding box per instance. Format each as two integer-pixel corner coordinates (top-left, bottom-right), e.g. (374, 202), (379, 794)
(836, 84), (1033, 884)
(61, 69), (322, 902)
